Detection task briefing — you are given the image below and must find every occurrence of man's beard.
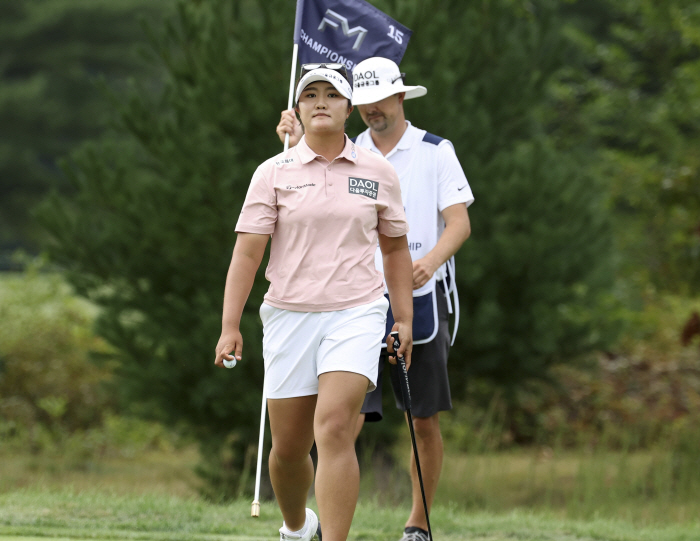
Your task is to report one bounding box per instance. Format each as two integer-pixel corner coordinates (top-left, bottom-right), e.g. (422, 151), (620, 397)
(368, 115), (388, 132)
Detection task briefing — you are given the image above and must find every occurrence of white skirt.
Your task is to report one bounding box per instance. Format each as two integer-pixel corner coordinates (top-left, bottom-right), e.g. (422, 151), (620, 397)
(260, 296), (389, 399)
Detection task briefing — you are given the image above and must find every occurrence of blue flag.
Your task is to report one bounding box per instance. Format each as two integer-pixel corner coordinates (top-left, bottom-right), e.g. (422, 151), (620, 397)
(293, 0), (412, 71)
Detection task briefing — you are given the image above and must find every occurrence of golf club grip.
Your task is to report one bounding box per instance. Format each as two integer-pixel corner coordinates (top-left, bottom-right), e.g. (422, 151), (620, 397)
(390, 331), (412, 410)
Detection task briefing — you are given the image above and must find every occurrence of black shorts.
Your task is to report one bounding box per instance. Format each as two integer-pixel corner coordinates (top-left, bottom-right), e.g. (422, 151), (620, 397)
(361, 285), (452, 421)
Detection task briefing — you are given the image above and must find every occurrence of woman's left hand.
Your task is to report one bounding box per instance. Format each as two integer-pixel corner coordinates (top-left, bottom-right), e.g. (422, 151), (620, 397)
(387, 322), (413, 370)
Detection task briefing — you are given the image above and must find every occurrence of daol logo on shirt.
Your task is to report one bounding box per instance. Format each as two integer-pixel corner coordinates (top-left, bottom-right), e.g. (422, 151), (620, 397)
(348, 177), (378, 200)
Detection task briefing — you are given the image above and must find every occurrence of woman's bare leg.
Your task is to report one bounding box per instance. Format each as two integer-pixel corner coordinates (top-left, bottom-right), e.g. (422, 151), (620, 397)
(314, 372), (369, 541)
(267, 395), (317, 532)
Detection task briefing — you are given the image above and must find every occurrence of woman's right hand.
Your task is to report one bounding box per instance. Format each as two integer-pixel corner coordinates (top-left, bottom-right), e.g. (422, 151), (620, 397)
(276, 109), (302, 147)
(214, 329), (243, 368)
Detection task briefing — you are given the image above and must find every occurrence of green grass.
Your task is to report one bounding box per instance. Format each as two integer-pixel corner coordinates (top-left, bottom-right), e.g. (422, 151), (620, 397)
(2, 271), (699, 539)
(0, 447), (201, 497)
(435, 448), (700, 524)
(0, 489), (699, 541)
(3, 443), (700, 538)
(360, 428), (700, 525)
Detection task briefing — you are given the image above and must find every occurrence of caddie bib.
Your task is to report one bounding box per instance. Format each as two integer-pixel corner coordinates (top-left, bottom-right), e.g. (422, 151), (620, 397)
(358, 129), (452, 345)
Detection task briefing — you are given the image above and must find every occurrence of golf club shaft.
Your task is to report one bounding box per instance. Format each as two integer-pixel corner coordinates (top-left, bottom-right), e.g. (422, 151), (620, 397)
(251, 385), (267, 517)
(404, 399), (433, 540)
(392, 332), (433, 541)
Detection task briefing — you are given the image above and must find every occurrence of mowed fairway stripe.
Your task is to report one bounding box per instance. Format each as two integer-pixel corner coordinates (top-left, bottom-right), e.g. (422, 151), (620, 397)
(0, 538), (95, 541)
(0, 535), (269, 541)
(0, 530), (270, 541)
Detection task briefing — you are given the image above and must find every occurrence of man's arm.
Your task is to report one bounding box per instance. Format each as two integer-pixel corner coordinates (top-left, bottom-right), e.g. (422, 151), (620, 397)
(412, 203), (471, 290)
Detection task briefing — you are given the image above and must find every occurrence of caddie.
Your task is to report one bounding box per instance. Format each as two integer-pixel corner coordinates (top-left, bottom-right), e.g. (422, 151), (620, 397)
(276, 57), (473, 541)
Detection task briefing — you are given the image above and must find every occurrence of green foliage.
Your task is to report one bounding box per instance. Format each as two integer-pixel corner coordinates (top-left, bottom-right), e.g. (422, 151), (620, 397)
(39, 0), (296, 498)
(0, 263), (113, 442)
(372, 0), (617, 388)
(552, 0), (700, 293)
(453, 140), (615, 388)
(39, 0), (618, 495)
(0, 268), (186, 465)
(441, 292), (700, 449)
(0, 0), (173, 259)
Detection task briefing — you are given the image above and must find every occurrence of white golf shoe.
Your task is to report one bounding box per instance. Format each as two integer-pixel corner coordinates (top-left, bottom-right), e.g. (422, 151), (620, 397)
(399, 526), (430, 541)
(279, 508), (321, 541)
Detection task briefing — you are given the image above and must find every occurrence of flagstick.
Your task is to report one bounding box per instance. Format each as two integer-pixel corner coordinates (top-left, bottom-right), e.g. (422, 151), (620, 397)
(251, 1), (302, 519)
(251, 386), (266, 517)
(284, 0), (303, 152)
(284, 43), (299, 152)
(251, 25), (300, 522)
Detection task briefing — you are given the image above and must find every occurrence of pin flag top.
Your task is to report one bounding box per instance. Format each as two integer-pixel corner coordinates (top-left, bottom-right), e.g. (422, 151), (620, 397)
(294, 0), (413, 71)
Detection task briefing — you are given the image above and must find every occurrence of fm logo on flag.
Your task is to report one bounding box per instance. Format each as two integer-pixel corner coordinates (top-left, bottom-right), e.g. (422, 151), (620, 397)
(318, 10), (368, 51)
(295, 0), (412, 69)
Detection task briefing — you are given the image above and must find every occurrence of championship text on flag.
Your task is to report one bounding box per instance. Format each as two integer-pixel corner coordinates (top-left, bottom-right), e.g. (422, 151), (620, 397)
(293, 0), (412, 70)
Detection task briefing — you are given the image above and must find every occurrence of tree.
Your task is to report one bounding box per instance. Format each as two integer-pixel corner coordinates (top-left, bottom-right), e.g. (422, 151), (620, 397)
(371, 0), (616, 391)
(40, 0), (297, 498)
(553, 0), (700, 294)
(0, 0), (172, 265)
(41, 0), (616, 494)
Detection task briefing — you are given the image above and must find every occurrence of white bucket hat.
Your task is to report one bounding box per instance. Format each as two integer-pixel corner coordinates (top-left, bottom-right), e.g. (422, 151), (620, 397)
(352, 57), (427, 106)
(295, 67), (353, 104)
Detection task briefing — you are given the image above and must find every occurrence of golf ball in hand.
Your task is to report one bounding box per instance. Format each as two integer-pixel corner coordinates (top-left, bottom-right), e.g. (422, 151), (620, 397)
(223, 358), (237, 369)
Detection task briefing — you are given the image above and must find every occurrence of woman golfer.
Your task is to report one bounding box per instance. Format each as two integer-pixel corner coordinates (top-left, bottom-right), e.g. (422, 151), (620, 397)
(214, 64), (414, 541)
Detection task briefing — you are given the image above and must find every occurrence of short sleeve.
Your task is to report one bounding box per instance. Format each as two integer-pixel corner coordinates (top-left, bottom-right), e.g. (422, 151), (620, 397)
(235, 165), (277, 235)
(377, 164), (409, 237)
(437, 141), (474, 211)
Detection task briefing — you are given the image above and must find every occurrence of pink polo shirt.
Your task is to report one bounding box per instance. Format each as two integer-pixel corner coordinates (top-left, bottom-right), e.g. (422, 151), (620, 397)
(235, 135), (408, 312)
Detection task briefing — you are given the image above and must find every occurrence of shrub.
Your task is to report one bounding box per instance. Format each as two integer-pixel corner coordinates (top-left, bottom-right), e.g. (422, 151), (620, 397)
(0, 260), (113, 449)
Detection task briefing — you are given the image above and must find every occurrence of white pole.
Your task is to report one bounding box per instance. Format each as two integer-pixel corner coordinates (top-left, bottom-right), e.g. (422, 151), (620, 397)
(252, 0), (303, 518)
(251, 385), (267, 517)
(284, 43), (299, 152)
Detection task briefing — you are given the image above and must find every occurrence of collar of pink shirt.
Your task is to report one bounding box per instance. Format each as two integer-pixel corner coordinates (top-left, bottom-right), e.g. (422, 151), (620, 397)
(295, 134), (359, 165)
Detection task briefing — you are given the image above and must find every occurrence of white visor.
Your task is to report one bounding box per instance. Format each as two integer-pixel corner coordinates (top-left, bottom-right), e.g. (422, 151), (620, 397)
(295, 68), (353, 104)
